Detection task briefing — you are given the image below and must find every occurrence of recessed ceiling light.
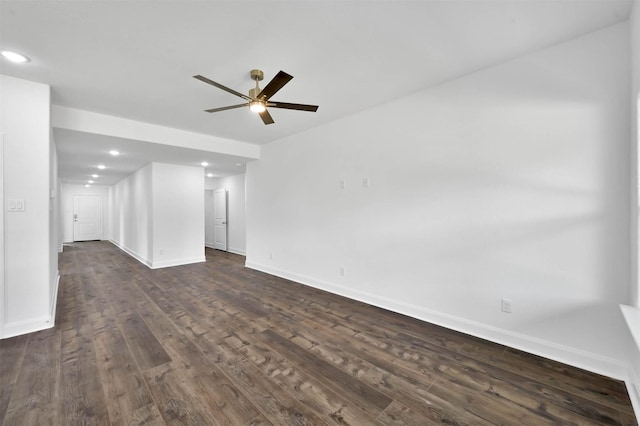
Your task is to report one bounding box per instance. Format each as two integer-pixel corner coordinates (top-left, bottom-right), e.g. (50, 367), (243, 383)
(201, 161), (209, 167)
(1, 50), (29, 63)
(97, 165), (106, 170)
(109, 150), (120, 156)
(91, 174), (99, 178)
(235, 163), (242, 167)
(207, 173), (214, 178)
(85, 184), (90, 188)
(88, 180), (94, 184)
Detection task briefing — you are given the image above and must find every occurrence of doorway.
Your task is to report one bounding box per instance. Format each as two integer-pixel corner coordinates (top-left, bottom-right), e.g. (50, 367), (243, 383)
(73, 195), (103, 241)
(213, 188), (228, 251)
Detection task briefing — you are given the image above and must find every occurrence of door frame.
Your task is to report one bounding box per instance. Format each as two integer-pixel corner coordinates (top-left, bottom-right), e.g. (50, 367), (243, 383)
(72, 195), (103, 242)
(213, 188), (228, 251)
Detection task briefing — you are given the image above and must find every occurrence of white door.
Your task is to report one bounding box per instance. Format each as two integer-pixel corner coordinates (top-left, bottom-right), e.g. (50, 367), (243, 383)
(213, 189), (227, 251)
(73, 195), (103, 241)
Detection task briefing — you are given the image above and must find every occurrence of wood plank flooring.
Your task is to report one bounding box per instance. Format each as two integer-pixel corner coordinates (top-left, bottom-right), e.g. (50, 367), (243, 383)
(0, 240), (636, 425)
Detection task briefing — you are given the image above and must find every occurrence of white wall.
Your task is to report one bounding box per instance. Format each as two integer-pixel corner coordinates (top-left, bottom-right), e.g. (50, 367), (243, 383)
(0, 75), (57, 338)
(627, 0), (640, 417)
(0, 134), (3, 337)
(49, 132), (59, 320)
(205, 189), (215, 247)
(632, 0), (640, 310)
(111, 163), (153, 264)
(61, 184), (110, 244)
(246, 23), (633, 379)
(152, 163), (205, 267)
(110, 162), (205, 268)
(207, 173), (246, 255)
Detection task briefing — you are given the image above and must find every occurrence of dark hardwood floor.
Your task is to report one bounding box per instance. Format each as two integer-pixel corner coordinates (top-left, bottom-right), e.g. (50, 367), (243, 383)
(0, 241), (636, 425)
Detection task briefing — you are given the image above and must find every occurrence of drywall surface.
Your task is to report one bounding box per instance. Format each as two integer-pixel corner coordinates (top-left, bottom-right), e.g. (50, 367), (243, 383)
(49, 133), (59, 323)
(110, 163), (154, 265)
(151, 162), (205, 268)
(61, 184), (110, 243)
(0, 75), (55, 338)
(110, 162), (205, 268)
(52, 106), (260, 160)
(628, 3), (640, 417)
(205, 189), (215, 247)
(631, 0), (640, 310)
(246, 23), (632, 378)
(207, 173), (246, 255)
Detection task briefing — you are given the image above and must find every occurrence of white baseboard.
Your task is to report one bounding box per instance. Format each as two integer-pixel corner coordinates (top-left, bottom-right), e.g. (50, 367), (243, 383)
(108, 240), (153, 268)
(621, 305), (640, 420)
(204, 244), (246, 256)
(109, 240), (206, 269)
(246, 261), (630, 382)
(2, 315), (54, 339)
(0, 272), (59, 339)
(150, 256), (206, 269)
(626, 373), (640, 422)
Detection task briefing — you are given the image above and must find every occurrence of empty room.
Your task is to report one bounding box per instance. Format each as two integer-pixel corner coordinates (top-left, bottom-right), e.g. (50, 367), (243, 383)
(1, 0), (640, 424)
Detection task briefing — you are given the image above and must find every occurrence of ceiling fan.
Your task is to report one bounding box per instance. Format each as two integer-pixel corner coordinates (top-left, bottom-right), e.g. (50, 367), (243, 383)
(193, 69), (319, 125)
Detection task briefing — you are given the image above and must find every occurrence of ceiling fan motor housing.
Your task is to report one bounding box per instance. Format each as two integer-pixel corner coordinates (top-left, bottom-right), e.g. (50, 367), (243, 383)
(194, 69), (318, 125)
(249, 87), (261, 99)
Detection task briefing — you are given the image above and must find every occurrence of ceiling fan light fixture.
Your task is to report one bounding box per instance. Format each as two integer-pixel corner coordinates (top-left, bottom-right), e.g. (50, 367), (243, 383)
(195, 70), (318, 125)
(249, 100), (266, 113)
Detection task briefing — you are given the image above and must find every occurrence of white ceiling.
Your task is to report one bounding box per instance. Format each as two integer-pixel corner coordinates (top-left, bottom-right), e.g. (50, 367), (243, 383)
(0, 0), (633, 184)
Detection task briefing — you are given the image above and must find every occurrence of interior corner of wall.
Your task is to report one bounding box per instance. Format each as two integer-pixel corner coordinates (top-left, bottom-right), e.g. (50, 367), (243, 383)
(50, 271), (60, 326)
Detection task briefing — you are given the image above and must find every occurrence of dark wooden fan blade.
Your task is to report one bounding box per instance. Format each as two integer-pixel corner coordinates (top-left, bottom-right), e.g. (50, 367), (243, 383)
(205, 103), (248, 113)
(193, 75), (251, 101)
(267, 101), (319, 112)
(257, 71), (293, 100)
(259, 109), (275, 125)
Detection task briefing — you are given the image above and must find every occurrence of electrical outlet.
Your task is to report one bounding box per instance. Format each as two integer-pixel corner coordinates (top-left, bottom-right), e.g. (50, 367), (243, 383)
(340, 180), (346, 190)
(501, 298), (512, 313)
(362, 177), (370, 188)
(340, 266), (345, 276)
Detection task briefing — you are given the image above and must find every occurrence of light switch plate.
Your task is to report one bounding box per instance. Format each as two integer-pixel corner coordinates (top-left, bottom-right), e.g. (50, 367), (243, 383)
(8, 199), (25, 212)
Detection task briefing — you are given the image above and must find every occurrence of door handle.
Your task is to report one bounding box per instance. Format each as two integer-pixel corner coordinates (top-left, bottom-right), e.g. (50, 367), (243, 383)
(222, 221), (227, 224)
(74, 213), (78, 222)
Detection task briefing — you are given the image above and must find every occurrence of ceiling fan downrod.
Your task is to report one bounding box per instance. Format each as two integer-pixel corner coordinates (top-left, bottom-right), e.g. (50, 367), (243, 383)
(249, 69), (266, 112)
(193, 68), (318, 125)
